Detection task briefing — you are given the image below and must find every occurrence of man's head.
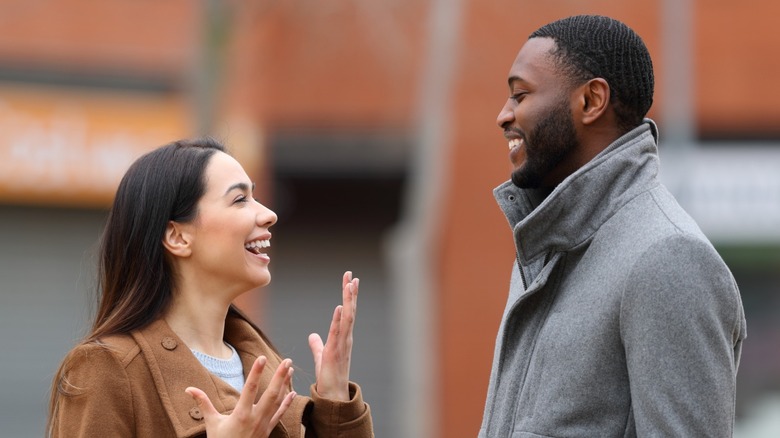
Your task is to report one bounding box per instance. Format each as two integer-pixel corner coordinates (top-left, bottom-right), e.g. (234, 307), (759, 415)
(498, 15), (654, 188)
(530, 15), (654, 132)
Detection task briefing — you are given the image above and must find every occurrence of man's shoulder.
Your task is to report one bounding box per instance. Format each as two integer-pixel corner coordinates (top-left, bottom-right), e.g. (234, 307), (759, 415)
(647, 185), (708, 235)
(588, 184), (725, 279)
(605, 184), (708, 243)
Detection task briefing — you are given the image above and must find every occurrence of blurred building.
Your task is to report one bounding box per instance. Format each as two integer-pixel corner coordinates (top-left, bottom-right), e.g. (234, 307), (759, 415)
(0, 1), (778, 437)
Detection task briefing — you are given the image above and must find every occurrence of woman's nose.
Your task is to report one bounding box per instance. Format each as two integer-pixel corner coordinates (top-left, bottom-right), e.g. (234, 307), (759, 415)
(256, 203), (277, 227)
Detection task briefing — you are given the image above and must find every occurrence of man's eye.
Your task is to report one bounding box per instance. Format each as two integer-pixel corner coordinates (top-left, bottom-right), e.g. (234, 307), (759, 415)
(510, 92), (526, 102)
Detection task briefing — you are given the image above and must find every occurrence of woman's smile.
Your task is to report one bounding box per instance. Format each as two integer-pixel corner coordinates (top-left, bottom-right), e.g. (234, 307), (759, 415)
(244, 237), (271, 262)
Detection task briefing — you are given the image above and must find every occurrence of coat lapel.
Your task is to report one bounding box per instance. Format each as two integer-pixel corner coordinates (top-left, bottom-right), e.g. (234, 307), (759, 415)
(131, 314), (307, 438)
(132, 318), (236, 437)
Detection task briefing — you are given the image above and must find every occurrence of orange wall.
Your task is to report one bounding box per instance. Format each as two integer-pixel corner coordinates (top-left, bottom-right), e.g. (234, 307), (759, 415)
(216, 1), (430, 129)
(4, 0), (778, 137)
(695, 1), (780, 135)
(0, 0), (196, 75)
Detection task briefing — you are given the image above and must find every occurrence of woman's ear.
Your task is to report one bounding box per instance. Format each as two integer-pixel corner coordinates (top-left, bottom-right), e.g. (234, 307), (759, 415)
(162, 221), (192, 258)
(579, 78), (610, 126)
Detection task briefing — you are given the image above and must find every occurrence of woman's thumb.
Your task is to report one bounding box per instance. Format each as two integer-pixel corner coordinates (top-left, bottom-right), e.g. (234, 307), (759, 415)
(185, 386), (218, 417)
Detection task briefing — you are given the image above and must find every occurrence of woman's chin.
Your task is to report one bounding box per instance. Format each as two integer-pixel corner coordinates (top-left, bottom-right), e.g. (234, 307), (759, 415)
(229, 272), (271, 298)
(249, 272), (272, 289)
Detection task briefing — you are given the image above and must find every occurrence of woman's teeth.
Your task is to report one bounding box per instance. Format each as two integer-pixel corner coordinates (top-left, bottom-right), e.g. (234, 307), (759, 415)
(508, 138), (524, 150)
(245, 239), (270, 254)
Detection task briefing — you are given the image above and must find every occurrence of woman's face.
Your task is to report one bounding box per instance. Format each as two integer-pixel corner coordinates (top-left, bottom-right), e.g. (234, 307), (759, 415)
(183, 151), (277, 294)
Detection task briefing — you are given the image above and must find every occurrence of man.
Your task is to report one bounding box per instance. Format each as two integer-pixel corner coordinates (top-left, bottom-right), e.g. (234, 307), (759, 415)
(480, 15), (746, 437)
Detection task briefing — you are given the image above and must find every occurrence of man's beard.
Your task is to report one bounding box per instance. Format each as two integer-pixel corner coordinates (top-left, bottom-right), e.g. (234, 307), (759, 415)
(511, 99), (579, 189)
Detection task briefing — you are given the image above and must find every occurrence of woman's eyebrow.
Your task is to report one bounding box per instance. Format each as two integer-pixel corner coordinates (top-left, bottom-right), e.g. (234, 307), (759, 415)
(223, 182), (255, 196)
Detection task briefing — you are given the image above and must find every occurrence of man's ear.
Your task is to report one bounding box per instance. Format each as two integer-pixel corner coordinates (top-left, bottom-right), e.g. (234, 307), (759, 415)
(162, 221), (192, 258)
(578, 78), (610, 125)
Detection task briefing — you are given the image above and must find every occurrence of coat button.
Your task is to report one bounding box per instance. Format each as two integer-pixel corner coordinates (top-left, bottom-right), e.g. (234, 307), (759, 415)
(189, 407), (203, 421)
(161, 337), (178, 350)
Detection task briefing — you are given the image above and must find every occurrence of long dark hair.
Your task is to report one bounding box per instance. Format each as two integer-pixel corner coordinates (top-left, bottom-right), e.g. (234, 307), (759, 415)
(91, 138), (222, 338)
(48, 138), (275, 435)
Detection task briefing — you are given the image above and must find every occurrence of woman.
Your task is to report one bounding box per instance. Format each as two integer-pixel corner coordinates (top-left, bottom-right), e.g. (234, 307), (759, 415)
(48, 138), (373, 437)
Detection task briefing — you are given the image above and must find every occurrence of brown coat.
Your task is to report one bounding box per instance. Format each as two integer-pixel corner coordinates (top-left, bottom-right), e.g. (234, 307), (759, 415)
(51, 313), (373, 437)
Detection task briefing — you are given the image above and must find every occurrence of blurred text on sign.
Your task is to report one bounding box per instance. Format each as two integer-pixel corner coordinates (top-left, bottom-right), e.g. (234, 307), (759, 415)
(0, 82), (189, 208)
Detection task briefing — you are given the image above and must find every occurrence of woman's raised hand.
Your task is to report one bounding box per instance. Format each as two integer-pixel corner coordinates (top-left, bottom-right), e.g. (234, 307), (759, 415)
(185, 356), (296, 438)
(308, 271), (359, 401)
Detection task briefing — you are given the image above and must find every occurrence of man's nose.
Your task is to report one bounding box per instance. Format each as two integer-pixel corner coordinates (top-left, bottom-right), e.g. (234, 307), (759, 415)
(496, 103), (514, 128)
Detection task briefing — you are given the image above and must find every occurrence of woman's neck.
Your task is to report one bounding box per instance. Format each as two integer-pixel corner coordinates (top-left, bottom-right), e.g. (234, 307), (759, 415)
(164, 290), (233, 359)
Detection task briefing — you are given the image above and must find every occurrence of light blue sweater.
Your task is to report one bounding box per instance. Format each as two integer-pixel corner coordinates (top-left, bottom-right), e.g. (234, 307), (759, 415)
(192, 343), (245, 393)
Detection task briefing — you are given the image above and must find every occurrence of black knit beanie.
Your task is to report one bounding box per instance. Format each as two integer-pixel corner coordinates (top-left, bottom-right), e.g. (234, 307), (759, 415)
(530, 15), (654, 132)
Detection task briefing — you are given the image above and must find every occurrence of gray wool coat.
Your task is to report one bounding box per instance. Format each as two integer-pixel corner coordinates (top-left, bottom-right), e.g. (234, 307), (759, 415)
(479, 121), (746, 437)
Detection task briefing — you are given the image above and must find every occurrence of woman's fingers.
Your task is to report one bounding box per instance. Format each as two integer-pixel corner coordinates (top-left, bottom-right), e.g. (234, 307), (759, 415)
(342, 272), (359, 325)
(270, 391), (297, 425)
(313, 304), (342, 356)
(185, 386), (220, 420)
(352, 278), (359, 311)
(341, 284), (355, 333)
(340, 271), (358, 330)
(254, 359), (294, 436)
(235, 356), (267, 412)
(341, 272), (352, 311)
(309, 332), (324, 372)
(325, 272), (357, 350)
(334, 282), (356, 357)
(309, 333), (324, 355)
(352, 278), (360, 311)
(342, 271), (352, 291)
(184, 357), (296, 438)
(309, 271), (360, 402)
(256, 358), (294, 419)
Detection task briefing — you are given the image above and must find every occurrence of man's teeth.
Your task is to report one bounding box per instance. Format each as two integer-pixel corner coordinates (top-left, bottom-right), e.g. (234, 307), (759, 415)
(508, 138), (524, 150)
(245, 239), (271, 253)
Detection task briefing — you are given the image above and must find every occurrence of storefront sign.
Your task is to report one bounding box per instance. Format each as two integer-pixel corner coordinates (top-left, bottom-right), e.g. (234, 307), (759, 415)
(0, 83), (189, 207)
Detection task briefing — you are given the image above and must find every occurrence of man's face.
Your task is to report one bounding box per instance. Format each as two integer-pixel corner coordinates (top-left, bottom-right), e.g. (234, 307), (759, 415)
(497, 37), (580, 189)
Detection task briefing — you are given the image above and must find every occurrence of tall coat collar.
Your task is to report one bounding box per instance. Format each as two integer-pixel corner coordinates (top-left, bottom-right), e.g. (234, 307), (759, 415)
(494, 120), (661, 265)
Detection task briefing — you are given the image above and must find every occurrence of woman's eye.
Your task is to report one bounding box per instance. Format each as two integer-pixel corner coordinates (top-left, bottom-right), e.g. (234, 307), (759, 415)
(234, 196), (248, 204)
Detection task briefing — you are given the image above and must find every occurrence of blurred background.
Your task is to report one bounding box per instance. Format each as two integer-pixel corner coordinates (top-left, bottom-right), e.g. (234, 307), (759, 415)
(1, 0), (778, 436)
